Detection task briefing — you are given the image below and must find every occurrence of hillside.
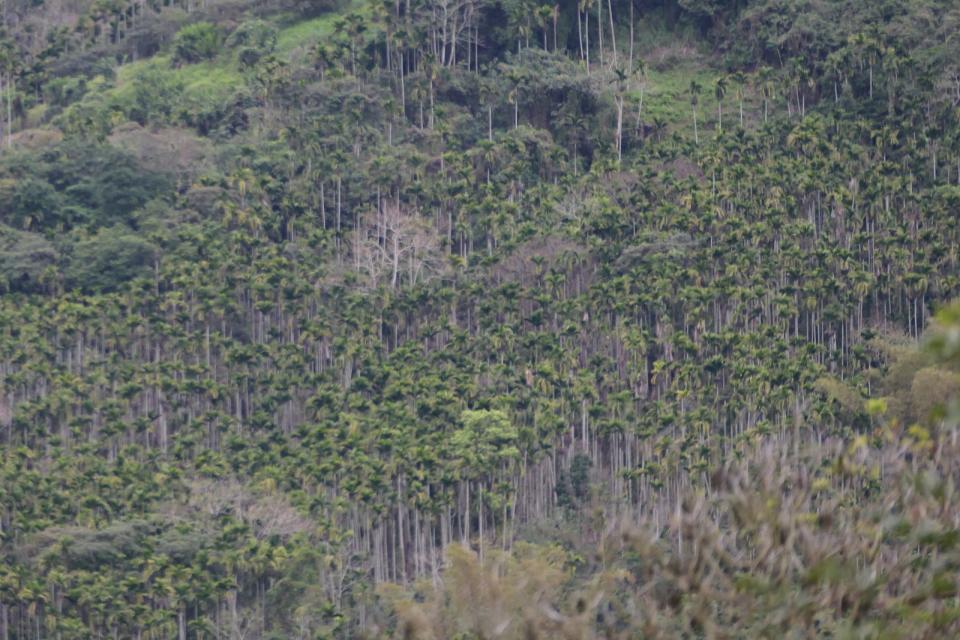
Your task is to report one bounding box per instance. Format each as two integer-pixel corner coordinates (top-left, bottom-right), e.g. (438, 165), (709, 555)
(2, 0), (960, 638)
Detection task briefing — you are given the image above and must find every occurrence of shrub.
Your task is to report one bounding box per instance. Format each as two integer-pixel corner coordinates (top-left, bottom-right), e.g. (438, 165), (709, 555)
(130, 66), (185, 124)
(172, 22), (221, 65)
(64, 228), (159, 292)
(0, 226), (58, 292)
(1, 176), (64, 230)
(228, 19), (278, 68)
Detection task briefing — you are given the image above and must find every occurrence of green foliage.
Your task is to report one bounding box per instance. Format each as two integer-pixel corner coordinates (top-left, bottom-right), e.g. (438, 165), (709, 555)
(0, 226), (57, 292)
(64, 228), (159, 292)
(0, 175), (63, 230)
(453, 408), (520, 471)
(569, 453), (591, 501)
(926, 301), (960, 366)
(228, 19), (279, 68)
(172, 22), (222, 65)
(0, 143), (170, 233)
(382, 410), (960, 638)
(813, 376), (866, 426)
(130, 64), (186, 124)
(2, 0), (960, 636)
(34, 521), (155, 571)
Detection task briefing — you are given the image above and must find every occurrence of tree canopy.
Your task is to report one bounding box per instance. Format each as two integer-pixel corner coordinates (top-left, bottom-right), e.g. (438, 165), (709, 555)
(1, 0), (960, 637)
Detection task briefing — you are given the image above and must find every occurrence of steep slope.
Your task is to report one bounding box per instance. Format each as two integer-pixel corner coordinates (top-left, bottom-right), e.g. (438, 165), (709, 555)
(0, 0), (959, 638)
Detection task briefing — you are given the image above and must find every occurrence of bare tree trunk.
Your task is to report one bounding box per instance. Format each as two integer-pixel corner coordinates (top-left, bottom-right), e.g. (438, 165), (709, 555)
(178, 608), (187, 640)
(1, 74), (8, 148)
(320, 182), (326, 228)
(553, 8), (558, 51)
(229, 589), (239, 640)
(577, 8), (584, 61)
(607, 0), (617, 65)
(336, 175), (342, 260)
(693, 105), (699, 144)
(391, 227), (400, 288)
(585, 10), (590, 73)
(597, 0), (603, 68)
(399, 51), (406, 118)
(616, 96), (623, 164)
(478, 482), (484, 563)
(429, 75), (435, 128)
(450, 6), (457, 65)
(635, 84), (645, 130)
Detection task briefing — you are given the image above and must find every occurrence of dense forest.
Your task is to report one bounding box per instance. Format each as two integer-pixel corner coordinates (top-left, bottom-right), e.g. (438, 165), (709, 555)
(1, 0), (960, 637)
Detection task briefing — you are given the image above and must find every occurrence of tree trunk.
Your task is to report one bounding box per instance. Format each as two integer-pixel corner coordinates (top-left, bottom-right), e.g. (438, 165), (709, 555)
(692, 106), (699, 144)
(178, 607), (187, 640)
(607, 0), (617, 65)
(597, 0), (603, 68)
(635, 85), (644, 130)
(577, 6), (584, 62)
(585, 11), (590, 73)
(616, 96), (623, 164)
(3, 74), (10, 147)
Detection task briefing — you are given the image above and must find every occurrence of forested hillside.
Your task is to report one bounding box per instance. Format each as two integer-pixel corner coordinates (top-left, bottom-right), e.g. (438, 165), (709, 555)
(2, 0), (960, 637)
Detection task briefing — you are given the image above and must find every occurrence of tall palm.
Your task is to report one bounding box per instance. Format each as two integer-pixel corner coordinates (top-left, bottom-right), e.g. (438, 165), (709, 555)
(536, 6), (553, 51)
(613, 65), (629, 164)
(758, 66), (774, 123)
(689, 80), (702, 144)
(634, 57), (648, 132)
(715, 76), (728, 133)
(730, 71), (746, 126)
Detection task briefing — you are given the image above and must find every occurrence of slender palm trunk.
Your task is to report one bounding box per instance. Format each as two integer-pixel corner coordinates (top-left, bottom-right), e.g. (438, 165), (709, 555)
(635, 84), (644, 130)
(616, 96), (624, 164)
(3, 74), (10, 147)
(577, 9), (584, 61)
(597, 0), (603, 68)
(585, 11), (590, 73)
(607, 0), (617, 64)
(692, 105), (699, 144)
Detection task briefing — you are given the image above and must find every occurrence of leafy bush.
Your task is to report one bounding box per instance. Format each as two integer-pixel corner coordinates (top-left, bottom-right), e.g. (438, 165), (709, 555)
(58, 521), (153, 571)
(0, 225), (58, 292)
(382, 419), (960, 638)
(64, 228), (159, 292)
(172, 22), (222, 65)
(130, 65), (186, 125)
(228, 19), (278, 68)
(0, 176), (64, 230)
(0, 142), (174, 231)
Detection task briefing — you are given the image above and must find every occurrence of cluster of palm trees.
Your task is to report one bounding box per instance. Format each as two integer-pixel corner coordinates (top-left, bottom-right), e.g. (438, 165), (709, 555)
(1, 106), (958, 635)
(1, 0), (960, 637)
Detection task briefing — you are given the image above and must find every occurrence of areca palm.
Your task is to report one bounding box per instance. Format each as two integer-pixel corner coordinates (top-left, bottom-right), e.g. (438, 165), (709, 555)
(689, 80), (702, 144)
(730, 71), (746, 126)
(634, 57), (648, 132)
(715, 76), (728, 133)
